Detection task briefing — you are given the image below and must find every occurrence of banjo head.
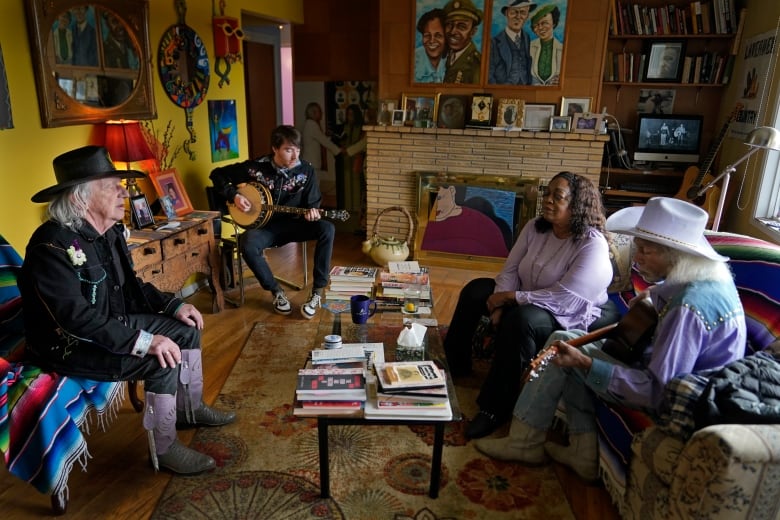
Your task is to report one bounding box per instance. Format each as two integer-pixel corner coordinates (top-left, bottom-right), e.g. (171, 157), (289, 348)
(232, 182), (272, 228)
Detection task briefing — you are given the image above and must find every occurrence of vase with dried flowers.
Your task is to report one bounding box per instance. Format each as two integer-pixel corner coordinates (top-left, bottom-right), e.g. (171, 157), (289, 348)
(140, 120), (186, 171)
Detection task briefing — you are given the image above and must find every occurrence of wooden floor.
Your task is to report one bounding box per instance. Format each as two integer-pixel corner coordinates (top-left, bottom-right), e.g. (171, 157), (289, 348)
(0, 232), (619, 519)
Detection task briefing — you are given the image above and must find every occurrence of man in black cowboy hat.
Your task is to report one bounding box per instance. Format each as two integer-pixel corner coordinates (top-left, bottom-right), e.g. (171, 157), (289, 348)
(19, 145), (235, 476)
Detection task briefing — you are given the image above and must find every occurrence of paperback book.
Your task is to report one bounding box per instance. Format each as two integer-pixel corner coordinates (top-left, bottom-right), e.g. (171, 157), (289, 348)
(375, 360), (446, 391)
(364, 396), (452, 420)
(296, 368), (366, 400)
(329, 265), (379, 282)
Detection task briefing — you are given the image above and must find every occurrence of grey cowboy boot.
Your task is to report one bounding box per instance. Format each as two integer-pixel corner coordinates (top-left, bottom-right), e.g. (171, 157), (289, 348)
(143, 391), (215, 474)
(176, 349), (236, 427)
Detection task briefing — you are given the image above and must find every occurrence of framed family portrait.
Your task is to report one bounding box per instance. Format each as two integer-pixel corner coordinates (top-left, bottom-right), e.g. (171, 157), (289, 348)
(522, 103), (556, 131)
(572, 112), (604, 134)
(487, 0), (568, 86)
(495, 98), (525, 128)
(401, 93), (436, 127)
(549, 115), (571, 132)
(412, 0), (486, 85)
(560, 97), (593, 117)
(391, 110), (405, 126)
(130, 194), (154, 229)
(150, 168), (193, 216)
(435, 93), (469, 129)
(644, 40), (685, 82)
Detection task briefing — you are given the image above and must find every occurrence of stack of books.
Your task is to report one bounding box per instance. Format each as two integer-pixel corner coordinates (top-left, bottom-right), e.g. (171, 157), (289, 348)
(374, 267), (432, 306)
(293, 343), (385, 417)
(326, 265), (378, 301)
(294, 367), (367, 416)
(366, 360), (452, 420)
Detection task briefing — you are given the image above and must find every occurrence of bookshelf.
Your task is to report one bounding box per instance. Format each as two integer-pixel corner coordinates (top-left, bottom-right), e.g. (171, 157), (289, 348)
(600, 1), (744, 210)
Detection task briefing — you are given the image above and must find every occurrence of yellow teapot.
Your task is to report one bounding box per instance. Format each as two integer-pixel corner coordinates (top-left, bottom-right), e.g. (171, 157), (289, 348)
(362, 206), (414, 267)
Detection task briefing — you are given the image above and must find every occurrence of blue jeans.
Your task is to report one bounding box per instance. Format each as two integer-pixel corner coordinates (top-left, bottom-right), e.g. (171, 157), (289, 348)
(513, 330), (626, 434)
(240, 217), (335, 292)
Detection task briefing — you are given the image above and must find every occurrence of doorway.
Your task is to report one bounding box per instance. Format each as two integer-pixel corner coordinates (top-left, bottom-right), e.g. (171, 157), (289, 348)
(243, 39), (277, 158)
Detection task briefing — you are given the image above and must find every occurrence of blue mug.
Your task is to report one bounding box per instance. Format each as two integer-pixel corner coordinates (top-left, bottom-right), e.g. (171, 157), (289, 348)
(350, 294), (377, 324)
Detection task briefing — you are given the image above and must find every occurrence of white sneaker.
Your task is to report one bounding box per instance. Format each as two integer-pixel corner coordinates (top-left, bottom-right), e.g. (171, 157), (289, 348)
(301, 292), (322, 320)
(272, 291), (291, 315)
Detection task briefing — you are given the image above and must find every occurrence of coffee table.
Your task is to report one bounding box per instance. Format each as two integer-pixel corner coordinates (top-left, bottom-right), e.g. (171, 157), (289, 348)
(311, 311), (461, 499)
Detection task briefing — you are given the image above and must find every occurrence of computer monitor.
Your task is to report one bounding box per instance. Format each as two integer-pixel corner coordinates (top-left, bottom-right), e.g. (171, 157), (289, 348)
(634, 114), (703, 166)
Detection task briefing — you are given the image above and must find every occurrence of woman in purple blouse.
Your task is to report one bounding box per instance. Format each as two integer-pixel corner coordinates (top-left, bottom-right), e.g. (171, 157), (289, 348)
(444, 171), (619, 439)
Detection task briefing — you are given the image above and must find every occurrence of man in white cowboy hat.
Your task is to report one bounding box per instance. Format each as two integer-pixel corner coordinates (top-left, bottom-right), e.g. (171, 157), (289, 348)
(475, 197), (746, 481)
(20, 145), (235, 476)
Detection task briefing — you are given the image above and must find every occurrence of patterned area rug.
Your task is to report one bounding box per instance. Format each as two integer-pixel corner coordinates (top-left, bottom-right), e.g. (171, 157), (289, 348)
(151, 322), (574, 520)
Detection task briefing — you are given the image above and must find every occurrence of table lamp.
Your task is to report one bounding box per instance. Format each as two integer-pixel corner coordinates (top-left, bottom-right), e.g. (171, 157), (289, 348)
(102, 120), (155, 196)
(697, 125), (780, 231)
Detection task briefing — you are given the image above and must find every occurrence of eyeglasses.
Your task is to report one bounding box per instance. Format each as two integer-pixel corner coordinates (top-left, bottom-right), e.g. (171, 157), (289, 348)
(216, 23), (245, 39)
(541, 187), (571, 203)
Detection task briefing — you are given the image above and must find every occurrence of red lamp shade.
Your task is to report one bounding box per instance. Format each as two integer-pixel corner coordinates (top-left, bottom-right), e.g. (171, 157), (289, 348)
(103, 120), (154, 164)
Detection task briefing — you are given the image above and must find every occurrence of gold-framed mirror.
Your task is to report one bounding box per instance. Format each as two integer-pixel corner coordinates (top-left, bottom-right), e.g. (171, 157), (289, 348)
(24, 0), (156, 127)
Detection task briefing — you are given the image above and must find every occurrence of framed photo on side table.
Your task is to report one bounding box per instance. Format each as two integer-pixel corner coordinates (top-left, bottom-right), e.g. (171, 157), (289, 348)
(522, 104), (556, 131)
(130, 194), (154, 229)
(560, 97), (593, 117)
(150, 169), (193, 216)
(644, 40), (685, 82)
(549, 115), (571, 132)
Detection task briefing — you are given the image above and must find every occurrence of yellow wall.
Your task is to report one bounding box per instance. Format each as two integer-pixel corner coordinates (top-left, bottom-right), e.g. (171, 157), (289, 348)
(0, 0), (303, 252)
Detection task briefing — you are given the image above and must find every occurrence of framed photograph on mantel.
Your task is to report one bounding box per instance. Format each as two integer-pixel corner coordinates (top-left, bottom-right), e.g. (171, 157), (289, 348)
(560, 96), (593, 117)
(495, 98), (525, 128)
(522, 103), (556, 131)
(435, 93), (469, 129)
(467, 93), (493, 127)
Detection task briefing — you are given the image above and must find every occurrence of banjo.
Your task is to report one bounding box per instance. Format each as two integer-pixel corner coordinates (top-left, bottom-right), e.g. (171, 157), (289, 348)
(227, 182), (350, 229)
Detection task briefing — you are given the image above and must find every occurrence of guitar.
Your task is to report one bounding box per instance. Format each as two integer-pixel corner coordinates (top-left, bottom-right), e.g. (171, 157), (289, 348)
(228, 182), (350, 229)
(673, 104), (743, 225)
(523, 298), (658, 383)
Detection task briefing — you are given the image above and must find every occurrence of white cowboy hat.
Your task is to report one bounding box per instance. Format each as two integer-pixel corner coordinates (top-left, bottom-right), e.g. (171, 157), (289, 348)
(606, 197), (727, 262)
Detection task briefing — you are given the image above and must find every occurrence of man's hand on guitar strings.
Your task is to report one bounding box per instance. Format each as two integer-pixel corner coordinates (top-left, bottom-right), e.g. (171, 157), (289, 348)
(304, 208), (321, 222)
(552, 340), (593, 371)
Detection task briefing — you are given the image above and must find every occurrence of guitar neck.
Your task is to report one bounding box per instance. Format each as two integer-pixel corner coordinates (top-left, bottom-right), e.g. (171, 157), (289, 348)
(693, 104), (744, 186)
(568, 323), (618, 348)
(261, 204), (310, 217)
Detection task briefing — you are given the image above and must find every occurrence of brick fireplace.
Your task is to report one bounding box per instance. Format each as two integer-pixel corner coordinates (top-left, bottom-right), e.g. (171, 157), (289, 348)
(364, 125), (608, 258)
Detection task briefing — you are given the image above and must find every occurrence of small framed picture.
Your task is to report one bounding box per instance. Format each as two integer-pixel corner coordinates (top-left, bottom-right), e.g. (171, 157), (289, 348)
(401, 93), (435, 127)
(378, 99), (397, 125)
(130, 194), (155, 229)
(391, 110), (405, 126)
(159, 195), (177, 220)
(522, 103), (556, 131)
(496, 98), (525, 128)
(549, 115), (572, 132)
(468, 93), (493, 127)
(150, 168), (194, 216)
(644, 40), (685, 82)
(560, 97), (593, 117)
(572, 112), (604, 134)
(435, 93), (469, 129)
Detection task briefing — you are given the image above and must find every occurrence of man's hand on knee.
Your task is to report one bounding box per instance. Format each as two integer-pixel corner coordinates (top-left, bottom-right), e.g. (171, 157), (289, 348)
(149, 335), (182, 368)
(175, 303), (204, 330)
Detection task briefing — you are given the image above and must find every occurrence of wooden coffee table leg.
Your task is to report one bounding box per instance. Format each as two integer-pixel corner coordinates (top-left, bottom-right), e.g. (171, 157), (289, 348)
(318, 418), (331, 498)
(429, 423), (444, 498)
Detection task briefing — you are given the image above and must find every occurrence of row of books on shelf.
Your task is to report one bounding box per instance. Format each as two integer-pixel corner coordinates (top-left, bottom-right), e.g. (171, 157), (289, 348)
(604, 50), (735, 85)
(293, 344), (451, 420)
(610, 1), (742, 37)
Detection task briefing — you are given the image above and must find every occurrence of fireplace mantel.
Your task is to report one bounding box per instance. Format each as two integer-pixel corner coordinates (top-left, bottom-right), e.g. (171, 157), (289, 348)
(363, 125), (608, 258)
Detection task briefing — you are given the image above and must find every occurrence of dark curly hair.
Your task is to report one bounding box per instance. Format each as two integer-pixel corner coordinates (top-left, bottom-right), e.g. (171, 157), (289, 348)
(535, 171), (607, 240)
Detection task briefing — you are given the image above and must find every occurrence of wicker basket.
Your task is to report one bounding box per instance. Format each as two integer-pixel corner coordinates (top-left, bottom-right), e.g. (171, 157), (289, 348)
(361, 206), (414, 266)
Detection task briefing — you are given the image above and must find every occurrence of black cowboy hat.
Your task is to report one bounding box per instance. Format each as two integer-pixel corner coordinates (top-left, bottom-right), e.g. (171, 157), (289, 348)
(31, 145), (145, 203)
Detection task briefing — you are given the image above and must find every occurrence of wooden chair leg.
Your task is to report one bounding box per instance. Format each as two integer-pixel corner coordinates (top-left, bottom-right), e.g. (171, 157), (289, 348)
(128, 380), (143, 412)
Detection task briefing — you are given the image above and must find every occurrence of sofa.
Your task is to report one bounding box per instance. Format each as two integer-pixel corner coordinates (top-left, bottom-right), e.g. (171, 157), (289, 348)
(596, 231), (780, 519)
(0, 234), (124, 515)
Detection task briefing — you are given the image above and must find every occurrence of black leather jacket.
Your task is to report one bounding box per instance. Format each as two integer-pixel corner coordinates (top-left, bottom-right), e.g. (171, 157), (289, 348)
(18, 220), (182, 378)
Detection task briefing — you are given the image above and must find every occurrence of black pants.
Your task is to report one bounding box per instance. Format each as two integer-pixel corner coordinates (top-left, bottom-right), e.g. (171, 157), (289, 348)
(443, 277), (620, 419)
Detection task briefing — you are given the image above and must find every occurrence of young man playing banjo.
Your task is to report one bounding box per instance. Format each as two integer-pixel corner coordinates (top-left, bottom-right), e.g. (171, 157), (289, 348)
(210, 125), (337, 318)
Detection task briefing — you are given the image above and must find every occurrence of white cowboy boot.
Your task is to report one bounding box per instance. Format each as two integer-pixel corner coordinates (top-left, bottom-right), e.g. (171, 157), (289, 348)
(144, 391), (215, 474)
(474, 417), (547, 464)
(176, 349), (236, 427)
(544, 432), (599, 482)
